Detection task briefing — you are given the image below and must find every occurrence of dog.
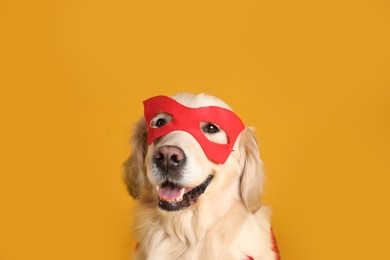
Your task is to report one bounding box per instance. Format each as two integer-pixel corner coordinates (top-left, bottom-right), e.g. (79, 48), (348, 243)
(123, 93), (280, 260)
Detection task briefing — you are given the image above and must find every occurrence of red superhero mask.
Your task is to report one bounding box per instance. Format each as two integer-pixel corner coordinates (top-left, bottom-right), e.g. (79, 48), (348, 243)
(143, 95), (246, 164)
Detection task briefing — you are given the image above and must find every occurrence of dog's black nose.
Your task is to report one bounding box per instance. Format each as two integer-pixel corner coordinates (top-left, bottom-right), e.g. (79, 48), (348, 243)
(153, 146), (186, 175)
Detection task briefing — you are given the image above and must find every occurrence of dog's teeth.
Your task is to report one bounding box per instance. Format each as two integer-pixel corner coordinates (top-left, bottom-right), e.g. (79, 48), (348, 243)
(175, 188), (186, 202)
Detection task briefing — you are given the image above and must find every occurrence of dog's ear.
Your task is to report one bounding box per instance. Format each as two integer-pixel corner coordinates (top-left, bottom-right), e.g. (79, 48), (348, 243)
(239, 127), (264, 213)
(123, 118), (148, 200)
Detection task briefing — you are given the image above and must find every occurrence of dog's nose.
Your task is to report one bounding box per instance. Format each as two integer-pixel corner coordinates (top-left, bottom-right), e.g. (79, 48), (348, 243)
(153, 146), (186, 172)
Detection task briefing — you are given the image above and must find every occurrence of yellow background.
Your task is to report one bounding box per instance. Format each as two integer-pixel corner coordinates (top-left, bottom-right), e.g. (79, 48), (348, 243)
(1, 0), (389, 259)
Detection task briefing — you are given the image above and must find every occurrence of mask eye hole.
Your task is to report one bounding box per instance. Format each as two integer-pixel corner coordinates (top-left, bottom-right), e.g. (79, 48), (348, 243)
(200, 122), (228, 144)
(202, 123), (220, 134)
(150, 113), (172, 128)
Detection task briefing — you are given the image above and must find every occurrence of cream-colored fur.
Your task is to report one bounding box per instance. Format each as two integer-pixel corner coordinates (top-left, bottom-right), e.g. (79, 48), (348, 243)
(124, 93), (276, 260)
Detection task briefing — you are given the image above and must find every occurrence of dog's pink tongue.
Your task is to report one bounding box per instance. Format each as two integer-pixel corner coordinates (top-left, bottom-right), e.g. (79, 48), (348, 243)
(157, 184), (184, 201)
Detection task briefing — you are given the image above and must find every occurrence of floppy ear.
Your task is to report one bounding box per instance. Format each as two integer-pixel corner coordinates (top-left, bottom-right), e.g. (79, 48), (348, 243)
(123, 118), (148, 200)
(239, 127), (264, 213)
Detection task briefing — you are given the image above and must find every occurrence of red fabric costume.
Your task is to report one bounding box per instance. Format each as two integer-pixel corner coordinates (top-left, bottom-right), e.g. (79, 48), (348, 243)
(143, 95), (245, 164)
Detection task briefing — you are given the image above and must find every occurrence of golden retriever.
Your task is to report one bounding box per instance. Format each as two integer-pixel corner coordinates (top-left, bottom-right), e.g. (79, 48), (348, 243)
(124, 93), (279, 260)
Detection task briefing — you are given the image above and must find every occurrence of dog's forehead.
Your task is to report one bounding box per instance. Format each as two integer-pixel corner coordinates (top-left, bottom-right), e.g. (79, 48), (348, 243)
(170, 93), (232, 111)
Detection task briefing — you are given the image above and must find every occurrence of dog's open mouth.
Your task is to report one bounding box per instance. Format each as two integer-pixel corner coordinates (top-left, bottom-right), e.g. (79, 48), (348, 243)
(157, 175), (214, 211)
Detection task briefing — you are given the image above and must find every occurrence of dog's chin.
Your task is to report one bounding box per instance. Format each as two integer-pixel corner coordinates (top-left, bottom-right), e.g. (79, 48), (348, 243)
(156, 175), (214, 212)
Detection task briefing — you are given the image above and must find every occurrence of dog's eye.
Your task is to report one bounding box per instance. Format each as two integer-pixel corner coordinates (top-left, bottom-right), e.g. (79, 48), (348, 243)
(155, 118), (167, 128)
(202, 123), (220, 134)
(150, 113), (172, 128)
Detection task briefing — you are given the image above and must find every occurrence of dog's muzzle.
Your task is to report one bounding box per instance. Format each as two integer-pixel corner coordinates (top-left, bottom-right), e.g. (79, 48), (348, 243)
(152, 145), (214, 211)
